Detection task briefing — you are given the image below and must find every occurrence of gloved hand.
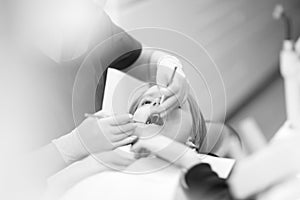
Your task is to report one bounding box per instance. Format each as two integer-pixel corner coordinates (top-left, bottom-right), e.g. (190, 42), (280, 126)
(91, 149), (136, 171)
(52, 111), (138, 165)
(131, 135), (174, 156)
(131, 134), (200, 169)
(152, 55), (189, 117)
(131, 123), (163, 159)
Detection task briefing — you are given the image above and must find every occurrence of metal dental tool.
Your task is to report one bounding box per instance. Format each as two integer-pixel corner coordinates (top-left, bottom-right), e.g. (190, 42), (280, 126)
(159, 66), (178, 105)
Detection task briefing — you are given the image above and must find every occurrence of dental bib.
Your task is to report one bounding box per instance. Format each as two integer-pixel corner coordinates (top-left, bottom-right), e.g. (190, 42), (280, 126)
(133, 105), (151, 124)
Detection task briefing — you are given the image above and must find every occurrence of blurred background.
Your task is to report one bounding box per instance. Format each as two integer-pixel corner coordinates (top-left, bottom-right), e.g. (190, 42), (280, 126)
(0, 1), (300, 199)
(105, 0), (300, 141)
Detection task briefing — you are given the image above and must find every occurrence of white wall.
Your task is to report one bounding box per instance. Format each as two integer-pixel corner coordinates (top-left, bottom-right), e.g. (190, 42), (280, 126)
(105, 0), (300, 121)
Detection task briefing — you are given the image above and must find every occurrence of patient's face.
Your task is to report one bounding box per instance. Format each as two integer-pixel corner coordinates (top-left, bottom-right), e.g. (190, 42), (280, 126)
(133, 86), (192, 144)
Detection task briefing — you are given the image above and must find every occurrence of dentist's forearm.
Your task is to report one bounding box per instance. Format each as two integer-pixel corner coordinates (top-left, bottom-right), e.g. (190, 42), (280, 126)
(27, 143), (68, 181)
(45, 156), (106, 198)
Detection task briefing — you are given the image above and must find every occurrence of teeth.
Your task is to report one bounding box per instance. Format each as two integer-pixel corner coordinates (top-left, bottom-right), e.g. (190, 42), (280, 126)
(133, 105), (164, 126)
(148, 114), (164, 126)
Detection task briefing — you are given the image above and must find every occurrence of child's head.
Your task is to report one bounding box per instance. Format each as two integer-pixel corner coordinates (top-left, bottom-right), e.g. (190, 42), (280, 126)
(129, 84), (207, 152)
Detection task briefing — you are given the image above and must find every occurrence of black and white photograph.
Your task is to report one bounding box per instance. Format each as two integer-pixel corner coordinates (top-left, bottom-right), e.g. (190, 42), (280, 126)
(0, 0), (300, 200)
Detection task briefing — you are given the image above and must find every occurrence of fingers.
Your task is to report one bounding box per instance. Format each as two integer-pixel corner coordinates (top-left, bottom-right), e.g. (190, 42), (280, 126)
(131, 140), (153, 159)
(159, 87), (177, 99)
(159, 95), (179, 112)
(111, 150), (136, 164)
(167, 81), (188, 102)
(134, 148), (151, 159)
(112, 131), (134, 142)
(115, 156), (135, 167)
(151, 79), (188, 117)
(111, 123), (137, 134)
(92, 150), (135, 169)
(93, 110), (110, 118)
(106, 114), (133, 126)
(113, 135), (138, 148)
(150, 95), (179, 117)
(118, 153), (136, 164)
(131, 141), (142, 152)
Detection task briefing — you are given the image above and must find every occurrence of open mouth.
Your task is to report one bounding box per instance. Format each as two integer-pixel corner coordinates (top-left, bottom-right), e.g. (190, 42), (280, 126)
(145, 114), (164, 126)
(132, 105), (165, 126)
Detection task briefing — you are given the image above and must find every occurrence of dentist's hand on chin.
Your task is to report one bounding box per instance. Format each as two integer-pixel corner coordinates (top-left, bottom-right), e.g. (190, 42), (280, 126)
(131, 135), (199, 169)
(52, 110), (138, 165)
(131, 122), (166, 159)
(85, 150), (136, 171)
(131, 135), (174, 156)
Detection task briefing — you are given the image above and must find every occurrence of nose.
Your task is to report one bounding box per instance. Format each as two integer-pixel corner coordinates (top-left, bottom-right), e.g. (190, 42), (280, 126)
(151, 98), (160, 107)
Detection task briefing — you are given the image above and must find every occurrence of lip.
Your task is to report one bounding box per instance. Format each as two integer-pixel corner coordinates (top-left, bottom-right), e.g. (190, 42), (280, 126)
(135, 117), (164, 127)
(135, 123), (160, 130)
(133, 120), (162, 127)
(132, 105), (165, 126)
(145, 114), (164, 126)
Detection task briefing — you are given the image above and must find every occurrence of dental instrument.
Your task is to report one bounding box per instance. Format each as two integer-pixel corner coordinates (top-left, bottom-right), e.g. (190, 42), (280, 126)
(159, 66), (178, 105)
(86, 113), (146, 125)
(167, 66), (178, 87)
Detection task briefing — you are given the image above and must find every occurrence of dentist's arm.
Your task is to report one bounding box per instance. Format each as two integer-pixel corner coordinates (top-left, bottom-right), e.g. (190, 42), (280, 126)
(26, 112), (137, 182)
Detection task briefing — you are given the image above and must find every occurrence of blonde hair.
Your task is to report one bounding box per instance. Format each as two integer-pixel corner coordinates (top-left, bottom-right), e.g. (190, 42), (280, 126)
(186, 94), (207, 152)
(128, 86), (207, 152)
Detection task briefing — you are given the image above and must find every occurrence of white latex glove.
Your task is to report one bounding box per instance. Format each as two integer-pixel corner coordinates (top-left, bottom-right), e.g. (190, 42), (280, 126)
(152, 55), (189, 117)
(131, 135), (199, 169)
(52, 111), (138, 164)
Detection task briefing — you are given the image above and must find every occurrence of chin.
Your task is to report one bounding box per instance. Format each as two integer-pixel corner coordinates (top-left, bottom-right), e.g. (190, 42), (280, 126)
(135, 123), (164, 139)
